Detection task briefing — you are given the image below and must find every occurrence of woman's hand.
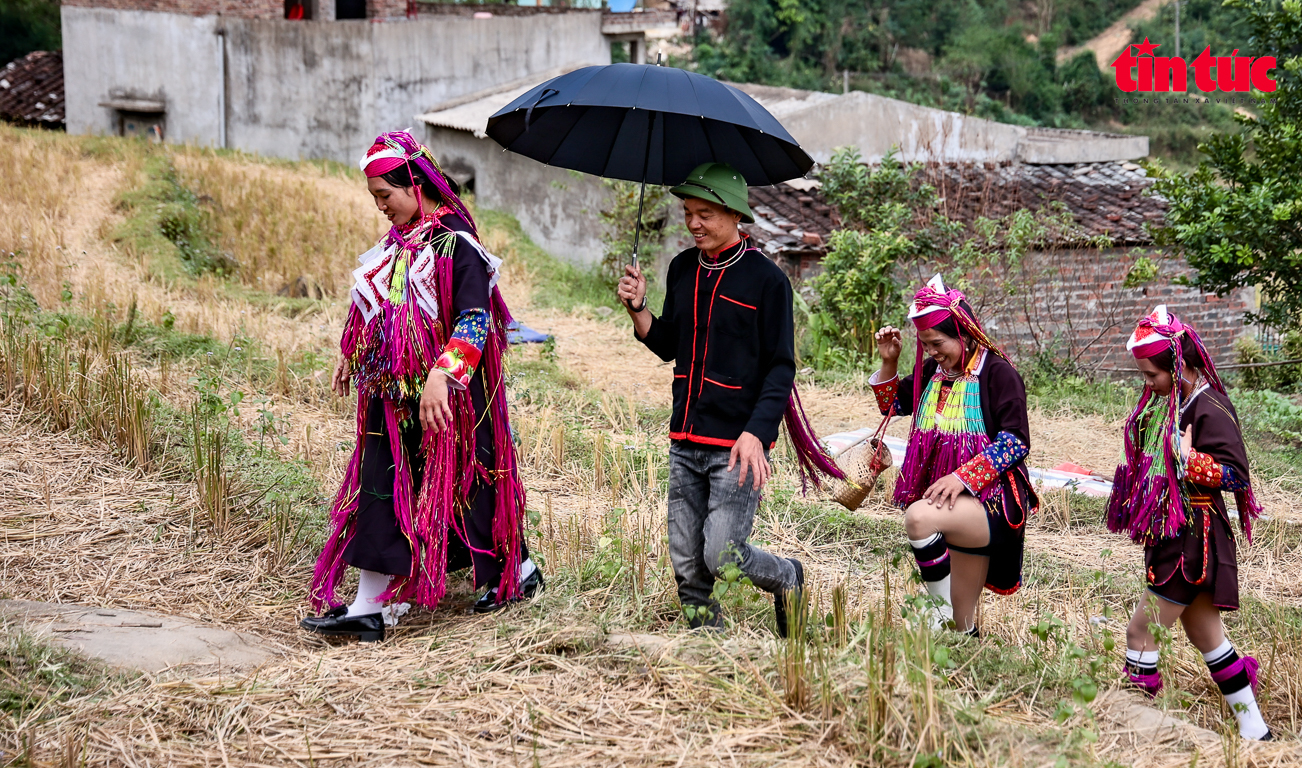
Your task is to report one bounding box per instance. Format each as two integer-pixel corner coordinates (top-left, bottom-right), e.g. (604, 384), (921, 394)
(876, 326), (903, 364)
(922, 473), (967, 510)
(331, 356), (351, 398)
(420, 371), (454, 433)
(1180, 425), (1193, 462)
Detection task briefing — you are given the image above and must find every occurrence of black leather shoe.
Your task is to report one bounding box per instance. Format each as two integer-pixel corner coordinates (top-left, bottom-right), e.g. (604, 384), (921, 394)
(521, 567), (545, 599)
(474, 568), (546, 614)
(774, 558), (805, 639)
(299, 605), (347, 631)
(299, 611), (384, 642)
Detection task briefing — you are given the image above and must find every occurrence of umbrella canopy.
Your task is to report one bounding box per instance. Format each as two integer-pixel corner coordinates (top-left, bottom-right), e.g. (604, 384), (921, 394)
(485, 63), (813, 187)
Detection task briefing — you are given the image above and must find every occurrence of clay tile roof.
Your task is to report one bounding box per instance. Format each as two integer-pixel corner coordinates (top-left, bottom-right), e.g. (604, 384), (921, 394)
(743, 181), (839, 255)
(924, 161), (1164, 245)
(0, 51), (64, 127)
(745, 160), (1165, 257)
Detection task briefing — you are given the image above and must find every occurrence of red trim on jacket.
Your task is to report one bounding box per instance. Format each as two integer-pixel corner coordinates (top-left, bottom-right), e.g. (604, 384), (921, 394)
(697, 269), (725, 398)
(669, 431), (776, 449)
(703, 376), (742, 390)
(720, 294), (757, 311)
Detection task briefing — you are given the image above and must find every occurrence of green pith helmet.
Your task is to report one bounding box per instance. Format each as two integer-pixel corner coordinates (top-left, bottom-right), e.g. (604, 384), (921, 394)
(669, 162), (754, 224)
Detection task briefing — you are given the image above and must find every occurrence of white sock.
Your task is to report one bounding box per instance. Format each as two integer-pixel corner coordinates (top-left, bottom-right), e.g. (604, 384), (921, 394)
(1224, 687), (1270, 740)
(908, 534), (942, 549)
(1202, 638), (1233, 664)
(1127, 649), (1160, 668)
(346, 569), (391, 618)
(520, 557), (537, 581)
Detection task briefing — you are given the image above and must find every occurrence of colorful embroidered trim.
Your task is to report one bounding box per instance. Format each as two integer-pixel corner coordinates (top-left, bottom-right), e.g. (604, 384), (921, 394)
(1222, 463), (1249, 492)
(894, 369), (995, 509)
(954, 433), (1028, 496)
(871, 376), (901, 415)
(434, 308), (489, 389)
(1185, 450), (1224, 488)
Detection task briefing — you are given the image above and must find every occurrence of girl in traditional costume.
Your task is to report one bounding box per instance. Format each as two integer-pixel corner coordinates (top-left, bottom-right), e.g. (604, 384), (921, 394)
(870, 275), (1037, 634)
(1109, 306), (1270, 740)
(301, 131), (541, 642)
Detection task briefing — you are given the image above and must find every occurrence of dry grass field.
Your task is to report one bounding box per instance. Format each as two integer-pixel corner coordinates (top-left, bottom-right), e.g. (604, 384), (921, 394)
(1, 125), (1301, 767)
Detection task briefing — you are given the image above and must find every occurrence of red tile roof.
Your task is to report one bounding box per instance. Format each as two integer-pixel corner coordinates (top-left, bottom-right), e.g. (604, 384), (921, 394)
(744, 160), (1165, 258)
(0, 51), (64, 127)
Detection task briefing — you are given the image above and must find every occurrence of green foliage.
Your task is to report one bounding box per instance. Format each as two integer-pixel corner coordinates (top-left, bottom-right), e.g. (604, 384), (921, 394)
(114, 155), (238, 279)
(598, 178), (680, 286)
(475, 209), (627, 314)
(0, 0), (59, 67)
(1234, 333), (1302, 392)
(1235, 387), (1302, 446)
(1149, 0), (1302, 330)
(809, 147), (957, 358)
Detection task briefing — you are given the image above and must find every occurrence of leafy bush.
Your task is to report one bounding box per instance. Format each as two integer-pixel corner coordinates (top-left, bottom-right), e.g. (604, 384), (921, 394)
(1149, 0), (1302, 330)
(808, 148), (959, 358)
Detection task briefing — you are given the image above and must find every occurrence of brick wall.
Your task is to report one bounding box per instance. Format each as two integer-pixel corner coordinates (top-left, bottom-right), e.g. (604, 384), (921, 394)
(63, 0), (284, 18)
(961, 249), (1254, 371)
(367, 0), (408, 18)
(776, 247), (1254, 371)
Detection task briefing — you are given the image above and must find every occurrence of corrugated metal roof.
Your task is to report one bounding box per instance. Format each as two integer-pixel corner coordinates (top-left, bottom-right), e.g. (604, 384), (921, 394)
(0, 50), (64, 127)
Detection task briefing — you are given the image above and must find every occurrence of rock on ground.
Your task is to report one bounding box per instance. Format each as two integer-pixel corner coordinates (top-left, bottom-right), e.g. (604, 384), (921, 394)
(0, 600), (272, 673)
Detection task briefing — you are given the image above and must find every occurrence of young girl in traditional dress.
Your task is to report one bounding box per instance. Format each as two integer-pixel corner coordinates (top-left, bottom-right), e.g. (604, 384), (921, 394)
(1109, 306), (1271, 740)
(300, 131), (541, 642)
(870, 275), (1038, 634)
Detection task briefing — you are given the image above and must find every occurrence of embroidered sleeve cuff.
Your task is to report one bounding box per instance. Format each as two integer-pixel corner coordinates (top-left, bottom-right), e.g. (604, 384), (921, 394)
(434, 337), (480, 390)
(869, 374), (900, 416)
(1221, 463), (1249, 492)
(984, 431), (1029, 474)
(955, 454), (999, 494)
(1186, 450), (1225, 488)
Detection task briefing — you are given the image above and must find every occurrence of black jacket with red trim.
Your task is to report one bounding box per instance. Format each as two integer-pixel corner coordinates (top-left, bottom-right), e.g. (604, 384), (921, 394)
(637, 236), (795, 449)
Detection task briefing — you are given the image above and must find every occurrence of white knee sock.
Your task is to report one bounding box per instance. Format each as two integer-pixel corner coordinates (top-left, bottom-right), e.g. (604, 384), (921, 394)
(520, 557), (537, 581)
(908, 535), (953, 628)
(1203, 639), (1270, 740)
(346, 569), (391, 618)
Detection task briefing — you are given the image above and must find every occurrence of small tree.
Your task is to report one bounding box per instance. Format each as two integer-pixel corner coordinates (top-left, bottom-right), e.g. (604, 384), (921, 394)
(597, 179), (679, 287)
(810, 147), (959, 358)
(1148, 0), (1302, 330)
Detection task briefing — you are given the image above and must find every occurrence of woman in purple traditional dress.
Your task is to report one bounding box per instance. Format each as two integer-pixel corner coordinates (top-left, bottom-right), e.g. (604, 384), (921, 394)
(1109, 305), (1271, 740)
(869, 275), (1038, 634)
(300, 132), (541, 642)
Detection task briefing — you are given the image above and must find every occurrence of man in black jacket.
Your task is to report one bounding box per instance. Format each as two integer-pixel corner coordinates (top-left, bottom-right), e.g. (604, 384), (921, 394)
(617, 162), (804, 635)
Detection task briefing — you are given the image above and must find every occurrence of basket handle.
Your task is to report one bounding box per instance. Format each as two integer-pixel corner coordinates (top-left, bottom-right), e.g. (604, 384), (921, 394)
(831, 399), (897, 459)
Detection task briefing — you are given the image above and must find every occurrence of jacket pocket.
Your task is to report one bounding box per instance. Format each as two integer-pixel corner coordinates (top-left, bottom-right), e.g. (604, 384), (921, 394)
(671, 365), (690, 429)
(697, 369), (754, 425)
(714, 293), (759, 340)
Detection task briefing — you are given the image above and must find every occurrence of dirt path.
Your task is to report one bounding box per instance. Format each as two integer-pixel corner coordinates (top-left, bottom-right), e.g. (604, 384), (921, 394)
(1057, 0), (1168, 67)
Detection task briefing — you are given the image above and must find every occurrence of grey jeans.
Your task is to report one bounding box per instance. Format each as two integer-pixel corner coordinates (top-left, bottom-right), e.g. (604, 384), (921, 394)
(667, 443), (797, 613)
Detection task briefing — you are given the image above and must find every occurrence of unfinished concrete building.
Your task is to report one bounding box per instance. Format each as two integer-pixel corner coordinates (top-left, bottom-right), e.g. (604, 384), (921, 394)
(62, 0), (677, 162)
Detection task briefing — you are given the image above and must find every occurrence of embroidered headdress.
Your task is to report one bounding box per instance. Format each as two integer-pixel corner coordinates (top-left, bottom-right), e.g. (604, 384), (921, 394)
(903, 275), (1004, 409)
(360, 131), (478, 242)
(1107, 305), (1261, 543)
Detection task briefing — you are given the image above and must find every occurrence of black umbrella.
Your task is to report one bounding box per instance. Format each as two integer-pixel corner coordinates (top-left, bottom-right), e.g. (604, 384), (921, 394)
(486, 61), (814, 271)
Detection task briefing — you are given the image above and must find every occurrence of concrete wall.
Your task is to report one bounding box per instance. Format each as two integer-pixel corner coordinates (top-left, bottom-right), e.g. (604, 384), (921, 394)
(63, 7), (224, 145)
(425, 124), (694, 274)
(63, 6), (610, 162)
(425, 125), (610, 267)
(64, 0), (282, 19)
(769, 89), (1148, 166)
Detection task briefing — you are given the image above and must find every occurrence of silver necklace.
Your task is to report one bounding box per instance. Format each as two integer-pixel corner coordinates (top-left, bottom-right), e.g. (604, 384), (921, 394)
(699, 246), (746, 271)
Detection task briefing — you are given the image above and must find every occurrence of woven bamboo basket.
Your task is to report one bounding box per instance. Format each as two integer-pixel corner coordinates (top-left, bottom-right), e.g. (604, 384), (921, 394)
(826, 434), (893, 510)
